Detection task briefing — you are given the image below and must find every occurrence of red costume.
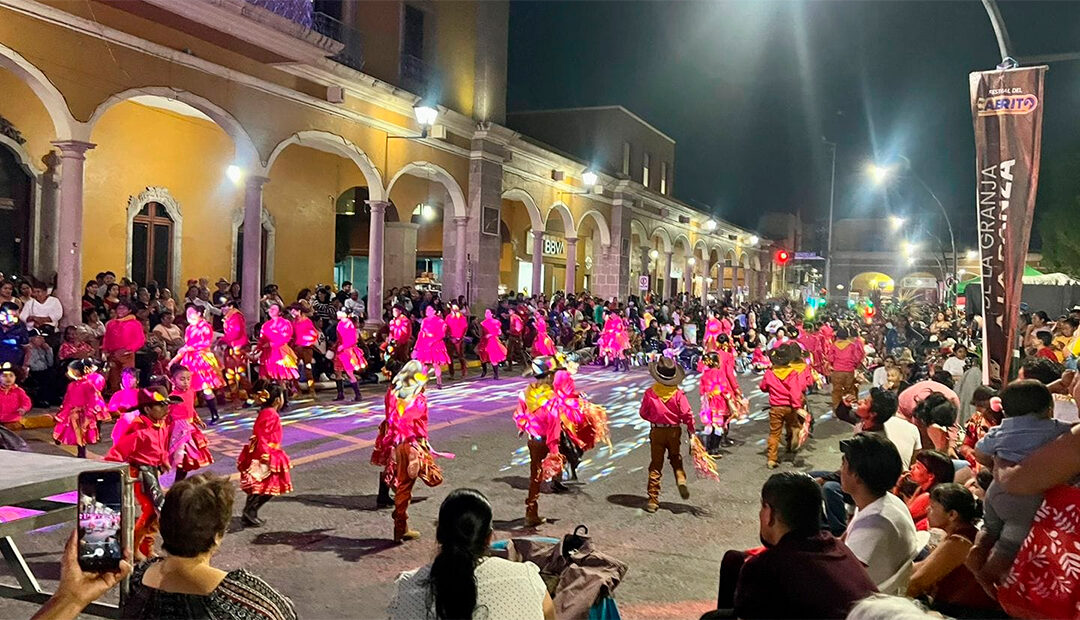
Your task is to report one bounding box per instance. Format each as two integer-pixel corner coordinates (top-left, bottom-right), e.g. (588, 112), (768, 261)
(445, 306), (468, 378)
(0, 383), (31, 424)
(53, 372), (107, 447)
(101, 315), (145, 394)
(173, 311), (225, 393)
(167, 389), (214, 472)
(237, 406), (293, 495)
(220, 307), (251, 398)
(258, 305), (299, 383)
(478, 310), (507, 377)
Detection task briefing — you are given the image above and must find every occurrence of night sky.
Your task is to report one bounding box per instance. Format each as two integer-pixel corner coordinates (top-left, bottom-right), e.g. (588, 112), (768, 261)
(507, 1), (1080, 246)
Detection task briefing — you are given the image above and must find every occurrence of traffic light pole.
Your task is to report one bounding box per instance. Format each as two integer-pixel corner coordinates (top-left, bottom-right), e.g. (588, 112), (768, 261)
(823, 139), (837, 300)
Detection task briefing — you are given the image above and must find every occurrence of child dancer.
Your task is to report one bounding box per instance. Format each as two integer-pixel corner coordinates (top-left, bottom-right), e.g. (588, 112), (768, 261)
(515, 356), (567, 527)
(703, 311), (723, 354)
(478, 309), (506, 380)
(380, 361), (441, 542)
(53, 359), (106, 458)
(290, 305), (320, 396)
(108, 368), (142, 442)
(167, 365), (214, 482)
(639, 356), (696, 513)
(171, 306), (225, 424)
(220, 301), (252, 402)
(698, 348), (742, 455)
(445, 304), (468, 379)
(413, 306), (450, 388)
(258, 304), (299, 391)
(532, 310), (557, 357)
(333, 311), (366, 402)
(101, 299), (145, 395)
(105, 386), (176, 557)
(598, 312), (630, 371)
(750, 340), (770, 372)
(760, 346), (810, 468)
(0, 362), (31, 427)
(237, 383), (293, 527)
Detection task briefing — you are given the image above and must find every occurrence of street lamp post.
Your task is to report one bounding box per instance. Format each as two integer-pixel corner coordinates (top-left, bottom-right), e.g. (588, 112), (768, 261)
(823, 139), (837, 299)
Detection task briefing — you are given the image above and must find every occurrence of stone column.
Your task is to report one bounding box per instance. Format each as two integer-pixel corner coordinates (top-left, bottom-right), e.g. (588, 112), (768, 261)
(52, 140), (95, 326)
(384, 222), (419, 290)
(33, 151), (62, 282)
(241, 175), (269, 324)
(452, 216), (468, 299)
(663, 251), (673, 298)
(638, 247), (651, 295)
(564, 237), (577, 294)
(365, 200), (389, 327)
(684, 259), (693, 295)
(530, 229), (544, 297)
(465, 132), (509, 310)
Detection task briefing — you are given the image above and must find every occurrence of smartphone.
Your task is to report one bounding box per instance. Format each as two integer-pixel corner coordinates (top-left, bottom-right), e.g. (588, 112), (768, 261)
(77, 470), (123, 572)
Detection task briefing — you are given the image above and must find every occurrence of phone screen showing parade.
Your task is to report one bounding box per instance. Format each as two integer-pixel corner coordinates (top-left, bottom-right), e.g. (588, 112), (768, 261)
(77, 471), (122, 571)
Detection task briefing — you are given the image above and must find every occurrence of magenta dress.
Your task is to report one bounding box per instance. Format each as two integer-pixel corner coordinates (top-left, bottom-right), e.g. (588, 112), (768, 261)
(413, 313), (451, 366)
(703, 317), (723, 353)
(53, 374), (106, 446)
(174, 317), (225, 393)
(259, 312), (299, 381)
(479, 315), (508, 364)
(334, 318), (367, 373)
(532, 314), (557, 356)
(597, 315), (629, 360)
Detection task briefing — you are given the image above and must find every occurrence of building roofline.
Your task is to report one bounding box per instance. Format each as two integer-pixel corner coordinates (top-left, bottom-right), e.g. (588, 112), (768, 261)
(508, 105), (676, 144)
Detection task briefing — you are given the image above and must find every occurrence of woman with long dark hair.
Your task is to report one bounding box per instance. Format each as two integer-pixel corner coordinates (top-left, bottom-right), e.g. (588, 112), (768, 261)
(388, 488), (553, 620)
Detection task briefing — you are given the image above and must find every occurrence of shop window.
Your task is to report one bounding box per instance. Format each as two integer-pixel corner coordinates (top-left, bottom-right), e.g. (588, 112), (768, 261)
(643, 152), (650, 188)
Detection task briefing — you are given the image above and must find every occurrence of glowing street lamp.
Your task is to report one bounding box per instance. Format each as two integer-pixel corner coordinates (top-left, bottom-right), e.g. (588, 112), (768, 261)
(582, 170), (598, 187)
(704, 219), (717, 232)
(866, 163), (893, 185)
(649, 249), (659, 260)
(687, 257), (696, 267)
(889, 215), (905, 231)
(226, 164), (244, 186)
(413, 104), (438, 137)
(748, 235), (759, 245)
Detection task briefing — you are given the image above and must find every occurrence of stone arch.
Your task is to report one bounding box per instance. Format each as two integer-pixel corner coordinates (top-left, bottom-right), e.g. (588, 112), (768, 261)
(126, 187), (183, 290)
(501, 188), (543, 231)
(230, 205), (276, 285)
(267, 130), (384, 200)
(386, 161), (466, 217)
(673, 234), (691, 254)
(693, 238), (709, 260)
(0, 42), (76, 139)
(850, 271), (895, 295)
(651, 226), (673, 253)
(577, 209), (611, 247)
(545, 201), (576, 238)
(89, 87), (261, 171)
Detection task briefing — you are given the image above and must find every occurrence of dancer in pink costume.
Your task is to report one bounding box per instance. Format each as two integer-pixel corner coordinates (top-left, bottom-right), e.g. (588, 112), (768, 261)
(703, 312), (723, 354)
(413, 306), (450, 388)
(478, 309), (507, 380)
(259, 304), (299, 386)
(718, 310), (734, 337)
(698, 342), (744, 455)
(108, 367), (141, 443)
(220, 301), (252, 402)
(167, 364), (213, 481)
(333, 311), (366, 401)
(171, 306), (225, 423)
(532, 311), (557, 357)
(290, 305), (320, 396)
(53, 359), (106, 458)
(444, 304), (468, 379)
(598, 312), (630, 371)
(387, 306), (413, 366)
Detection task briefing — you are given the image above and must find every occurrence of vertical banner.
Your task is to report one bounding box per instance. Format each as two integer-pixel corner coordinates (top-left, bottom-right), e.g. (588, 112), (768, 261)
(970, 66), (1047, 384)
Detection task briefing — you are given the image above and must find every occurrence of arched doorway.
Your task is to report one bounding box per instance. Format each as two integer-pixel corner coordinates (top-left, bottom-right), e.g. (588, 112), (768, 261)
(333, 186), (398, 295)
(499, 189), (543, 296)
(850, 271), (895, 301)
(0, 143), (32, 277)
(577, 210), (611, 295)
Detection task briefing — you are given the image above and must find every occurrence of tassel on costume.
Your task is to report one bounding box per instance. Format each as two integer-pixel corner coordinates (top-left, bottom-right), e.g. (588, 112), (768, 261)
(689, 435), (721, 482)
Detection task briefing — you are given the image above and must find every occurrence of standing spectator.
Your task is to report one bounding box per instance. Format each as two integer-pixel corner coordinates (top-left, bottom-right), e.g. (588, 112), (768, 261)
(20, 282), (63, 332)
(0, 302), (29, 381)
(101, 299), (146, 394)
(102, 284), (120, 315)
(211, 278), (230, 306)
(228, 281), (242, 303)
(96, 271), (115, 297)
(705, 472), (877, 620)
(885, 316), (923, 354)
(81, 281), (105, 318)
(0, 280), (20, 310)
(840, 433), (919, 591)
(941, 345), (968, 380)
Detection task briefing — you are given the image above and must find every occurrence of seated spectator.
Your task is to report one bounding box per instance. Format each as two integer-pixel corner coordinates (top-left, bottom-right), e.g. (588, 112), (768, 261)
(958, 386), (1000, 467)
(846, 594), (938, 620)
(897, 375), (960, 422)
(152, 311), (184, 357)
(19, 282), (63, 333)
(893, 450), (954, 530)
(840, 433), (919, 592)
(968, 379), (1073, 594)
(1034, 331), (1059, 361)
(82, 309), (105, 344)
(704, 472), (877, 620)
(58, 326), (93, 365)
(906, 483), (1001, 617)
(122, 474), (296, 619)
(941, 345), (968, 380)
(911, 393), (959, 457)
(24, 328), (58, 407)
(1018, 354), (1063, 385)
(389, 488), (554, 620)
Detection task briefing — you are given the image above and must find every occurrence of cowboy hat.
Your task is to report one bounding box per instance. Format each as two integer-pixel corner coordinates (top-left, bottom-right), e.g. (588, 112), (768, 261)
(528, 355), (565, 378)
(649, 356), (685, 386)
(124, 387), (182, 412)
(896, 348), (916, 365)
(392, 360), (429, 400)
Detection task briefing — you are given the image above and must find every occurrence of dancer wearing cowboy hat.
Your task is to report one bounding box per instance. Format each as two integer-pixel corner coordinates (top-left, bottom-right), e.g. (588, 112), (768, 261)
(639, 355), (696, 513)
(237, 382), (293, 527)
(376, 361), (443, 542)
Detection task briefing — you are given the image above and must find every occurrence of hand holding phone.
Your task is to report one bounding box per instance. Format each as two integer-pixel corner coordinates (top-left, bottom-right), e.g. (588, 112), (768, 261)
(77, 471), (124, 572)
(29, 531), (131, 620)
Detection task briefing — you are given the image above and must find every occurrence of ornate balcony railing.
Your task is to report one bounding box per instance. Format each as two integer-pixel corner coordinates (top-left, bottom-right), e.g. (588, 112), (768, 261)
(400, 53), (430, 89)
(243, 0), (312, 27)
(241, 0), (364, 72)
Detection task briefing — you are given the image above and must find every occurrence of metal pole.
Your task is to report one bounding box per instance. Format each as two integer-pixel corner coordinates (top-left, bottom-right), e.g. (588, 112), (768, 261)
(823, 139), (837, 299)
(981, 0), (1015, 63)
(913, 173), (957, 301)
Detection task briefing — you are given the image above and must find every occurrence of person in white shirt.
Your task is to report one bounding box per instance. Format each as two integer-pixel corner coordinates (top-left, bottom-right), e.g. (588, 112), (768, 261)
(872, 355), (896, 388)
(840, 433), (920, 590)
(941, 345), (968, 380)
(389, 489), (554, 620)
(883, 415), (922, 469)
(19, 283), (63, 330)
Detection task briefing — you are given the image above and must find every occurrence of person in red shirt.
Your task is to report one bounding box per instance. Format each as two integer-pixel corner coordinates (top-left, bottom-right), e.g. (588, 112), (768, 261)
(106, 386), (178, 558)
(639, 356), (696, 513)
(237, 382), (294, 528)
(1034, 331), (1059, 361)
(826, 327), (864, 413)
(101, 299), (146, 395)
(445, 304), (469, 379)
(760, 346), (810, 469)
(0, 362), (31, 426)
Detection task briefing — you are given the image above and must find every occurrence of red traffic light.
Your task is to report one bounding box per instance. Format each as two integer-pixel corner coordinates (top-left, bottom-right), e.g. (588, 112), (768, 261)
(774, 250), (791, 265)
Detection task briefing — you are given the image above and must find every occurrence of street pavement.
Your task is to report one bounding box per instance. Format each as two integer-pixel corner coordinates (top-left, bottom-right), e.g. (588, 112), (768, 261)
(0, 363), (853, 619)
